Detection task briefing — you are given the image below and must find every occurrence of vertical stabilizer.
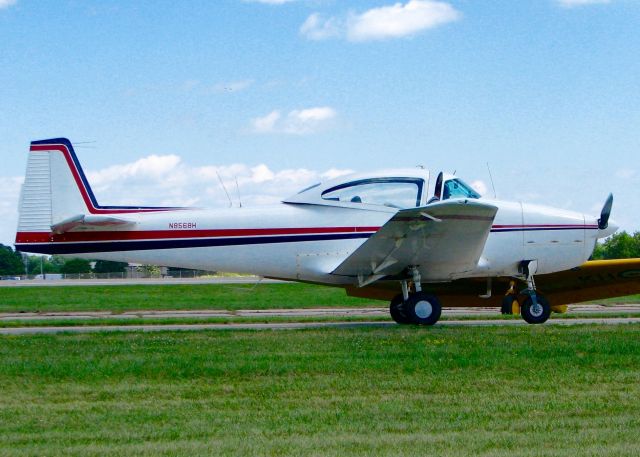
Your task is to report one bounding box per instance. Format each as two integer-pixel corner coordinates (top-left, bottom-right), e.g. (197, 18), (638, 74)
(17, 138), (91, 234)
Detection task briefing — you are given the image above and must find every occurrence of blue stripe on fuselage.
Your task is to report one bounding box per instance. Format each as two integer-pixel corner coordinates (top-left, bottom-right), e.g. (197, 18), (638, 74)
(15, 232), (374, 255)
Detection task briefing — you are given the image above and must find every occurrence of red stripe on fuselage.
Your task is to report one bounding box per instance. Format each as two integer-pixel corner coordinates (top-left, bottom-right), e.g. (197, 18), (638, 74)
(15, 226), (382, 244)
(492, 224), (598, 229)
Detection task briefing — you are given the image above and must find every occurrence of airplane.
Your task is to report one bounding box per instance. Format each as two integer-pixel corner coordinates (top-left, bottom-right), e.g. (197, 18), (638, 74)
(14, 138), (640, 325)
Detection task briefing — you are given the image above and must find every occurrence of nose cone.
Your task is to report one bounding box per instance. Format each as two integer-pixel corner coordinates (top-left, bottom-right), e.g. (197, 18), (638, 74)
(597, 218), (618, 239)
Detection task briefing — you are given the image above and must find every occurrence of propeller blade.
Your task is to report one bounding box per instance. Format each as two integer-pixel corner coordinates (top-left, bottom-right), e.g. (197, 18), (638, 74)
(598, 193), (613, 230)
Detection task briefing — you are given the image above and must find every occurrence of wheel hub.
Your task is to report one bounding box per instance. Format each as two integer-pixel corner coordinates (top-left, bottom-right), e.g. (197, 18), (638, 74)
(531, 302), (543, 317)
(414, 300), (433, 319)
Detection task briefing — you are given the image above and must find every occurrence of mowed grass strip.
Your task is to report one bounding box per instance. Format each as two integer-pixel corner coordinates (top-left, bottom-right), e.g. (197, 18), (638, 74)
(1, 325), (639, 456)
(0, 283), (376, 313)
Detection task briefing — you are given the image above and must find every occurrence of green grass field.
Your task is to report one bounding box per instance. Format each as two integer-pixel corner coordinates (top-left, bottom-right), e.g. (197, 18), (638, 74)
(1, 325), (639, 456)
(0, 283), (375, 313)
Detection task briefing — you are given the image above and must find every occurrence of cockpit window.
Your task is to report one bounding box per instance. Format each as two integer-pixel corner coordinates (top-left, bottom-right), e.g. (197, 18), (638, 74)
(442, 178), (481, 200)
(321, 178), (423, 208)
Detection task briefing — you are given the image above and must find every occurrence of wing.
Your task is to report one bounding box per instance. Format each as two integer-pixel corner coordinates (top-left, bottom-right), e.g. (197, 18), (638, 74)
(51, 214), (135, 234)
(535, 258), (640, 305)
(332, 199), (498, 285)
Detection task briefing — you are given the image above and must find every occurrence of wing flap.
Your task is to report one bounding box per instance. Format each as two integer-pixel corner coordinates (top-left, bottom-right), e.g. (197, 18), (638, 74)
(332, 199), (498, 282)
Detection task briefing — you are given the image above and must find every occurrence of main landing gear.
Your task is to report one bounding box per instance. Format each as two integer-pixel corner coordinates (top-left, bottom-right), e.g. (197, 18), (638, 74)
(389, 268), (442, 326)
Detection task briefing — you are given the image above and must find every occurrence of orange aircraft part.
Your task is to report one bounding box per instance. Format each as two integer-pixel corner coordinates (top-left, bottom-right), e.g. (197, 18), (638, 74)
(344, 258), (640, 307)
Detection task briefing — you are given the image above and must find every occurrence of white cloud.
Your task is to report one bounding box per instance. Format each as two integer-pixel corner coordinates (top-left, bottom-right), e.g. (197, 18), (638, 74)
(0, 0), (17, 9)
(300, 13), (342, 40)
(251, 106), (337, 135)
(300, 1), (460, 42)
(252, 110), (282, 134)
(321, 168), (354, 180)
(470, 180), (488, 196)
(87, 155), (182, 187)
(82, 156), (351, 215)
(348, 0), (460, 41)
(557, 0), (611, 7)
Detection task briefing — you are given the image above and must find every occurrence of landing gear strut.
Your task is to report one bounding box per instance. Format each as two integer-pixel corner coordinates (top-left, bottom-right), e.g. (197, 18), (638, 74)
(518, 261), (551, 324)
(388, 267), (442, 326)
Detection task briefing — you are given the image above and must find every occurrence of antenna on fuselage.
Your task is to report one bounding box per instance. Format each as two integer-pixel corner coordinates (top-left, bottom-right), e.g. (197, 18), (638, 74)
(216, 171), (233, 208)
(235, 176), (242, 208)
(486, 162), (497, 199)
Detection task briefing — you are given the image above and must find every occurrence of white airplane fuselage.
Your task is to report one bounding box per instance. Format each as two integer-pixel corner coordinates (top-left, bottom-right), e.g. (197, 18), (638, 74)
(48, 199), (601, 284)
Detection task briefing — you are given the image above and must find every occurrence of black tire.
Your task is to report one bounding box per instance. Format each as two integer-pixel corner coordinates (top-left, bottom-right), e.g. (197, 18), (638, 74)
(521, 294), (551, 324)
(403, 292), (442, 326)
(389, 294), (412, 324)
(501, 295), (517, 315)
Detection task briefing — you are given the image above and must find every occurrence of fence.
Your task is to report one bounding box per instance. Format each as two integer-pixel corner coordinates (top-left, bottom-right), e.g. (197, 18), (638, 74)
(3, 269), (219, 281)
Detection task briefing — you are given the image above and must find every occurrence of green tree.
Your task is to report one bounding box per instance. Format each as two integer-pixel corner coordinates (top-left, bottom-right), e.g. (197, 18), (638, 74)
(60, 258), (92, 274)
(591, 231), (640, 260)
(48, 255), (66, 273)
(93, 260), (128, 274)
(137, 265), (160, 277)
(27, 256), (63, 275)
(0, 244), (24, 275)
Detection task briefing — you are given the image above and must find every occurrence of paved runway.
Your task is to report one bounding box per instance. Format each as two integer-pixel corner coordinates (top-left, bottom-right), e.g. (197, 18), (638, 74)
(2, 316), (639, 335)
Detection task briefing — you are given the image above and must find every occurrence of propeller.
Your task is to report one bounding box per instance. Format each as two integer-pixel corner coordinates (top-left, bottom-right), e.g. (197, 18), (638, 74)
(598, 193), (613, 230)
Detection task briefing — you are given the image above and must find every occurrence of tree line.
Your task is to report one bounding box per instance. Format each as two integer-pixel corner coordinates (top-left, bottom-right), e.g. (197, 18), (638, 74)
(2, 231), (640, 276)
(591, 231), (640, 260)
(0, 245), (127, 276)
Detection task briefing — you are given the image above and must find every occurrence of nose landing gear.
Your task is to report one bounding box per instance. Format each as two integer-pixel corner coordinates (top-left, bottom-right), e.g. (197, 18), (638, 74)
(520, 294), (551, 324)
(515, 261), (551, 324)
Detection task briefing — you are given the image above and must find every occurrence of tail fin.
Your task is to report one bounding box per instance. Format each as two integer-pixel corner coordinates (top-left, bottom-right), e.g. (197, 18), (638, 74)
(17, 138), (92, 234)
(16, 138), (182, 237)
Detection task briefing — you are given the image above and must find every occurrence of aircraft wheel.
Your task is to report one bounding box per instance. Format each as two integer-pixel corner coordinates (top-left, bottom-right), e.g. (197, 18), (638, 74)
(521, 294), (551, 324)
(404, 292), (442, 326)
(389, 294), (412, 324)
(501, 295), (519, 315)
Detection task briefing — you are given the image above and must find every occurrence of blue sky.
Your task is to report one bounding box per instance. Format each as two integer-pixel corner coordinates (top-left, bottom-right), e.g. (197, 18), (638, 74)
(1, 0), (639, 245)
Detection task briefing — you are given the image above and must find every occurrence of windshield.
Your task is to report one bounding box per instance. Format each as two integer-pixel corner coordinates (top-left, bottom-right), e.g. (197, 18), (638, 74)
(321, 178), (423, 208)
(442, 178), (481, 200)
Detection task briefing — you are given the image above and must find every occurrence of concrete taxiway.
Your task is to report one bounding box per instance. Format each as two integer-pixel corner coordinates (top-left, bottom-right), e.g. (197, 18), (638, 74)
(1, 304), (639, 322)
(1, 317), (640, 335)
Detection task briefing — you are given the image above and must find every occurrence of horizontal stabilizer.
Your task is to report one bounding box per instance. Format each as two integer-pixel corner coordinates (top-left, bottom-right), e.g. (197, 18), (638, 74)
(51, 214), (134, 234)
